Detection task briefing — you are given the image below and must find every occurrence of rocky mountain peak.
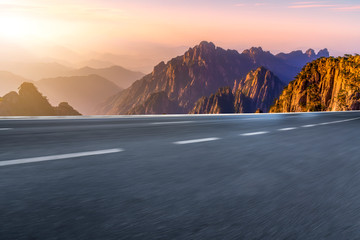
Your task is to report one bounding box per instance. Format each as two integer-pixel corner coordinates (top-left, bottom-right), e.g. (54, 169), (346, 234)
(18, 82), (41, 98)
(176, 41), (224, 71)
(317, 48), (330, 57)
(242, 47), (265, 56)
(185, 41), (217, 61)
(198, 41), (216, 51)
(305, 49), (315, 57)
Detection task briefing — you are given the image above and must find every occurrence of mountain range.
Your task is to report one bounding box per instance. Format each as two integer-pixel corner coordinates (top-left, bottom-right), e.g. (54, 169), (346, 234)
(0, 64), (144, 115)
(1, 41), (340, 116)
(97, 41), (328, 115)
(66, 65), (144, 89)
(0, 63), (144, 88)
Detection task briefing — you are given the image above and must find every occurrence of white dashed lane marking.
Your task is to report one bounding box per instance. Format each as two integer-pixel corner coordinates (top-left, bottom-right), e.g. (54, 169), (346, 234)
(0, 128), (12, 131)
(240, 131), (269, 136)
(174, 138), (220, 145)
(278, 127), (298, 131)
(0, 149), (124, 167)
(302, 117), (360, 128)
(150, 121), (195, 125)
(302, 124), (316, 128)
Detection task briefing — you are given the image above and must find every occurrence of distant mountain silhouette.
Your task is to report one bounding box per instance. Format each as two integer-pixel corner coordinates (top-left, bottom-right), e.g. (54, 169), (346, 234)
(0, 71), (31, 96)
(36, 75), (121, 115)
(276, 48), (329, 69)
(68, 66), (144, 88)
(241, 47), (299, 84)
(0, 62), (72, 80)
(0, 82), (80, 116)
(92, 45), (189, 73)
(271, 55), (360, 112)
(78, 59), (114, 69)
(0, 62), (144, 88)
(190, 67), (285, 114)
(98, 41), (314, 115)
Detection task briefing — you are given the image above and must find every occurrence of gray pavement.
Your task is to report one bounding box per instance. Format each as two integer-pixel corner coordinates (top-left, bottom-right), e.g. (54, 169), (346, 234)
(1, 112), (360, 239)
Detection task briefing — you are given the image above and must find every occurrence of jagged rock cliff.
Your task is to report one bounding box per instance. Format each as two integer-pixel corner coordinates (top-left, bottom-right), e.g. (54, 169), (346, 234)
(190, 67), (285, 114)
(0, 82), (81, 116)
(233, 67), (286, 113)
(270, 55), (360, 112)
(190, 87), (235, 114)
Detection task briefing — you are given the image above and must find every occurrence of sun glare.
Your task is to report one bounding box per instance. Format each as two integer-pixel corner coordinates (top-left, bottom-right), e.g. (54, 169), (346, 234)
(0, 15), (37, 39)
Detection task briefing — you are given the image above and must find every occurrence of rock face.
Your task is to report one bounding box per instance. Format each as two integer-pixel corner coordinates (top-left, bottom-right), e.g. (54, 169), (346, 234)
(190, 87), (235, 114)
(233, 67), (286, 113)
(0, 82), (81, 116)
(98, 41), (323, 115)
(128, 91), (183, 115)
(190, 67), (285, 114)
(270, 55), (360, 112)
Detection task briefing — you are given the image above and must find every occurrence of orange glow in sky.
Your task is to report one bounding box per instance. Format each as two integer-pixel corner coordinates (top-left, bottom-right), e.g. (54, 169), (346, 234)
(0, 0), (359, 58)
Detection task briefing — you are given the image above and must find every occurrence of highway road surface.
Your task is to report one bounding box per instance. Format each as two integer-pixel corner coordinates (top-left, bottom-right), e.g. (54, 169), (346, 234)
(1, 111), (360, 239)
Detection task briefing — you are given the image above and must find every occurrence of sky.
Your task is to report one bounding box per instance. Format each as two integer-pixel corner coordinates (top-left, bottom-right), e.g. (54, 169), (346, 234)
(0, 0), (359, 67)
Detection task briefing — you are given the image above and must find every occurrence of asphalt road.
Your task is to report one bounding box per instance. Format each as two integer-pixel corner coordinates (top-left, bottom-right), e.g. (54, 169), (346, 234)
(1, 112), (360, 240)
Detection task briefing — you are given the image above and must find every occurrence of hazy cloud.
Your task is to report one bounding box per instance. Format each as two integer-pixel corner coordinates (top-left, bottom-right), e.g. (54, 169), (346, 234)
(0, 3), (43, 12)
(290, 1), (360, 11)
(334, 5), (360, 11)
(292, 1), (325, 4)
(289, 4), (336, 9)
(234, 2), (267, 7)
